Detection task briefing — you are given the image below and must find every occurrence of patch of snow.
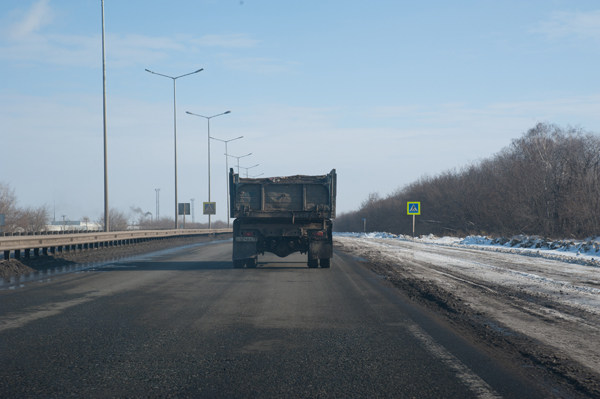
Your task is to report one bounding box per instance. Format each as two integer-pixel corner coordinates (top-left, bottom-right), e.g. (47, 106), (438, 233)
(334, 232), (600, 268)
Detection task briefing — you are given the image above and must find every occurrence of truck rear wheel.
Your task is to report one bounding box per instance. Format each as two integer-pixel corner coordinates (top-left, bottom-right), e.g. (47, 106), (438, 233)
(320, 258), (331, 268)
(246, 258), (258, 268)
(233, 259), (245, 269)
(307, 259), (318, 268)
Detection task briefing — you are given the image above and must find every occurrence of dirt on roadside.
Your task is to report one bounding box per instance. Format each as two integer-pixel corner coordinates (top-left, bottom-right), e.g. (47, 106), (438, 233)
(0, 233), (232, 279)
(334, 239), (600, 399)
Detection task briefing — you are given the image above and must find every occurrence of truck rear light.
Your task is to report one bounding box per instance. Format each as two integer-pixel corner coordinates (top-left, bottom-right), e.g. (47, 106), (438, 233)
(242, 231), (254, 237)
(312, 231), (324, 237)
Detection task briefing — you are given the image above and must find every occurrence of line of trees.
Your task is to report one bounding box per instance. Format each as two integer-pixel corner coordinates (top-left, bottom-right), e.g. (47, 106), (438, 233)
(0, 182), (50, 233)
(0, 184), (228, 233)
(334, 123), (600, 239)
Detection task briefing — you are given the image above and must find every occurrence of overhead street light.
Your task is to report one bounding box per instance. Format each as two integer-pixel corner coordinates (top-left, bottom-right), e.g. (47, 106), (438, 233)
(226, 153), (252, 175)
(210, 135), (243, 228)
(240, 164), (259, 178)
(186, 110), (231, 229)
(101, 0), (109, 232)
(145, 67), (203, 228)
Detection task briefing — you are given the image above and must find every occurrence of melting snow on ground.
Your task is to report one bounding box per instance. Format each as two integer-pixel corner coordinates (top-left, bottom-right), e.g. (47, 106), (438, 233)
(334, 231), (600, 315)
(335, 232), (600, 268)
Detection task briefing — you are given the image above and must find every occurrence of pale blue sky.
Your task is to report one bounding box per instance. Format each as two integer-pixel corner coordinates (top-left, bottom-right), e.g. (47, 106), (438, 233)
(2, 0), (600, 224)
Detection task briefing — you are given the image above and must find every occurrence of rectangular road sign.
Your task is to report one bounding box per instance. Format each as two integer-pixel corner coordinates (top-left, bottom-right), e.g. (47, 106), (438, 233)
(178, 203), (191, 215)
(203, 202), (216, 215)
(407, 202), (420, 215)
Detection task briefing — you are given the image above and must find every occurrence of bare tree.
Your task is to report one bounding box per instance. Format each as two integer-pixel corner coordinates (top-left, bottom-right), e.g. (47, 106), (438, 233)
(334, 123), (600, 238)
(17, 205), (50, 232)
(96, 208), (130, 231)
(0, 182), (19, 232)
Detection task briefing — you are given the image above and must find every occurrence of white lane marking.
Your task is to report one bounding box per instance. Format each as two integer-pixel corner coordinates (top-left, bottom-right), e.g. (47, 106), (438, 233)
(407, 324), (503, 399)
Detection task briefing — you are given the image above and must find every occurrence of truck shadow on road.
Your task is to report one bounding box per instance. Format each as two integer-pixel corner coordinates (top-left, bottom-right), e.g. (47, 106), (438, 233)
(255, 261), (312, 270)
(94, 260), (315, 271)
(96, 261), (234, 271)
(95, 261), (308, 272)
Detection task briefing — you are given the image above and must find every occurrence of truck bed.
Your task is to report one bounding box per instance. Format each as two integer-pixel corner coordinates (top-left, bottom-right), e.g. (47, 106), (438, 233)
(230, 169), (337, 220)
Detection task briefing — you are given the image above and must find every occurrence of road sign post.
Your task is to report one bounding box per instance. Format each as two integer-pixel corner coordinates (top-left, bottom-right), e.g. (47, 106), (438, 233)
(178, 203), (190, 228)
(407, 202), (420, 238)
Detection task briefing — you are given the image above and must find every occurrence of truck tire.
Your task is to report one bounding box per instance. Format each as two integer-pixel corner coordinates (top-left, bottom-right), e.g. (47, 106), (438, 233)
(320, 258), (331, 268)
(233, 259), (245, 269)
(307, 259), (318, 268)
(246, 258), (258, 268)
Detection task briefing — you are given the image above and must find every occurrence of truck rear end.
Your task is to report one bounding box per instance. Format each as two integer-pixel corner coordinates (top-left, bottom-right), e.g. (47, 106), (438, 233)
(230, 169), (336, 268)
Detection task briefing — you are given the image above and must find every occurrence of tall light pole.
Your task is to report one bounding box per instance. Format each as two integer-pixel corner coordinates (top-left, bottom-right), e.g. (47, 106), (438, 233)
(210, 135), (242, 228)
(145, 67), (203, 229)
(240, 164), (259, 178)
(155, 188), (160, 221)
(101, 0), (109, 232)
(226, 153), (252, 175)
(186, 111), (231, 229)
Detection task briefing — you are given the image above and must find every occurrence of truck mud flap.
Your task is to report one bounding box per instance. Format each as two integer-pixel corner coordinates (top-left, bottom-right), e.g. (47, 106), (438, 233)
(233, 241), (257, 261)
(308, 240), (332, 260)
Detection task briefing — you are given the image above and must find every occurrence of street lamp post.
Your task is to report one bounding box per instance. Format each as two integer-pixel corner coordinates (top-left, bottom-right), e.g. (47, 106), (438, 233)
(186, 111), (231, 229)
(145, 67), (203, 229)
(226, 153), (252, 175)
(210, 135), (243, 228)
(240, 164), (259, 178)
(101, 0), (109, 232)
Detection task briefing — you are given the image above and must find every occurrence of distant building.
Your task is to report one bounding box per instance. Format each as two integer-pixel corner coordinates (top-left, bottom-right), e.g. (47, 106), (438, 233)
(46, 220), (102, 231)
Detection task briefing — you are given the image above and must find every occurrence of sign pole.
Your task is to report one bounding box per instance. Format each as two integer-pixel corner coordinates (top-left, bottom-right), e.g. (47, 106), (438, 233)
(407, 201), (420, 240)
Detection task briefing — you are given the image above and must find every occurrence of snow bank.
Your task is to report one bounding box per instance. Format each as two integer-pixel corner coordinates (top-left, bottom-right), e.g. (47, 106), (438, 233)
(333, 232), (600, 267)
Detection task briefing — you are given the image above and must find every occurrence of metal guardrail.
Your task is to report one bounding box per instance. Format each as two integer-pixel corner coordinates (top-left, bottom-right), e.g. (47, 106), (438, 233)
(0, 228), (232, 260)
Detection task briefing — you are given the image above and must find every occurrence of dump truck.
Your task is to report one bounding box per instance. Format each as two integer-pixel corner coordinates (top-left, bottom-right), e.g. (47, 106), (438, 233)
(229, 169), (337, 268)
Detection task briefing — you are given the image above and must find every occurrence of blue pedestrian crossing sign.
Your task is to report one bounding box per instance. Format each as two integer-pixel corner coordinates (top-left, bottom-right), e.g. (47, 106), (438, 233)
(407, 202), (420, 215)
(203, 202), (216, 215)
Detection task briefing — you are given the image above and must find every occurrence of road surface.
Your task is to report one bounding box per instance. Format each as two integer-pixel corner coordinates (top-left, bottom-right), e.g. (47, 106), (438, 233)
(0, 240), (548, 397)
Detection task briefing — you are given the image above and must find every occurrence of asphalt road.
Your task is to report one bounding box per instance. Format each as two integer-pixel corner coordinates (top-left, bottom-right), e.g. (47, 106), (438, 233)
(0, 240), (544, 398)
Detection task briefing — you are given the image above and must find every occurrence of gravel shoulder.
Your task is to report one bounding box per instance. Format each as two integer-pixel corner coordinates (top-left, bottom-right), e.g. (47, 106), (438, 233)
(0, 233), (232, 279)
(334, 236), (600, 398)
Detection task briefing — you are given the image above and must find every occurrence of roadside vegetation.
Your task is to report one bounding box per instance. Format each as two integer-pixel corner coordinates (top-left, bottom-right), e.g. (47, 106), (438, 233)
(334, 123), (600, 239)
(0, 186), (227, 233)
(0, 183), (49, 233)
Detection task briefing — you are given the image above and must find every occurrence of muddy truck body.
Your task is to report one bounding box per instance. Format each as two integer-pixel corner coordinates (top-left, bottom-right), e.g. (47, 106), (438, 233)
(229, 169), (337, 268)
